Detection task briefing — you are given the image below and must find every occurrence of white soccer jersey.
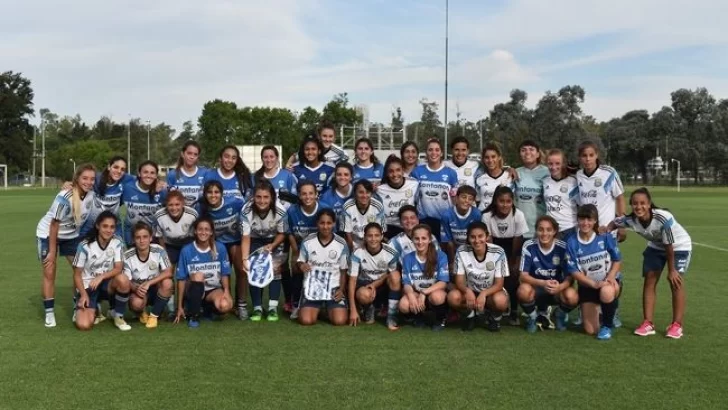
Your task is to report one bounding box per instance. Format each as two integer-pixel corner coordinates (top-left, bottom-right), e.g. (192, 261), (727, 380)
(73, 237), (124, 289)
(613, 209), (692, 252)
(482, 209), (529, 239)
(445, 159), (480, 188)
(543, 176), (579, 232)
(298, 234), (349, 301)
(376, 178), (418, 226)
(350, 243), (398, 283)
(389, 231), (441, 264)
(576, 165), (624, 227)
(123, 244), (171, 283)
(474, 169), (514, 211)
(153, 206), (198, 247)
(342, 198), (386, 249)
(455, 244), (509, 292)
(240, 203), (287, 239)
(37, 189), (95, 239)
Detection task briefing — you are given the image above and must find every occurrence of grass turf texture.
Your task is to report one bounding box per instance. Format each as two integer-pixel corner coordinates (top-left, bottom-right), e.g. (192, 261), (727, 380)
(0, 187), (727, 410)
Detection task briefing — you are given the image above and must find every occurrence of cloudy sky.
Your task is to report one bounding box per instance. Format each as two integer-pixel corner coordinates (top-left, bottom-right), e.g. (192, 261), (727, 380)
(2, 0), (728, 132)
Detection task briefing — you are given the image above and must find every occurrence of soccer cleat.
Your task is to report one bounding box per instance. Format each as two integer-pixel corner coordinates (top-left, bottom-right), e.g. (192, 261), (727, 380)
(72, 310), (77, 323)
(596, 326), (612, 340)
(508, 312), (520, 326)
(573, 309), (583, 326)
(188, 318), (200, 328)
(613, 309), (623, 328)
(634, 320), (656, 336)
(145, 315), (159, 329)
(554, 309), (568, 331)
(386, 315), (399, 331)
(266, 309), (279, 322)
(138, 311), (149, 324)
(432, 319), (446, 332)
(45, 312), (57, 328)
(413, 316), (426, 328)
(462, 316), (476, 332)
(364, 305), (376, 324)
(94, 310), (106, 325)
(290, 307), (300, 320)
(113, 316), (131, 331)
(665, 322), (683, 339)
(250, 309), (263, 322)
(525, 317), (538, 333)
(536, 315), (553, 331)
(485, 315), (501, 332)
(447, 310), (460, 324)
(237, 306), (249, 321)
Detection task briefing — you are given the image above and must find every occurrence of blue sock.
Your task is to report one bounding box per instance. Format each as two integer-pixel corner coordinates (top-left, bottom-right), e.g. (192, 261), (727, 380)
(43, 298), (55, 313)
(601, 300), (618, 328)
(187, 282), (205, 319)
(268, 280), (281, 310)
(521, 301), (536, 319)
(250, 286), (263, 310)
(114, 292), (130, 317)
(151, 295), (170, 317)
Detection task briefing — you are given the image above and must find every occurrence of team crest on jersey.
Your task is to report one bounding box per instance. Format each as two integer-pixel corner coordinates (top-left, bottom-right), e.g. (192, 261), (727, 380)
(278, 181), (285, 187)
(441, 174), (448, 181)
(367, 215), (376, 223)
(149, 261), (158, 270)
(154, 194), (161, 202)
(106, 249), (114, 257)
(377, 260), (388, 269)
(465, 169), (472, 176)
(226, 208), (233, 215)
(269, 220), (277, 228)
(598, 241), (605, 249)
(319, 173), (327, 181)
(485, 261), (495, 270)
(497, 222), (508, 235)
(198, 176), (204, 183)
(552, 256), (560, 265)
(374, 170), (381, 177)
(560, 185), (568, 193)
(328, 250), (338, 259)
(594, 177), (602, 187)
(405, 189), (413, 198)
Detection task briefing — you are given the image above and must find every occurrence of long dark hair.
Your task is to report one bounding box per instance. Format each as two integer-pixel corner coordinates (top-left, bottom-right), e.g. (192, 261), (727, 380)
(297, 135), (326, 167)
(84, 211), (117, 245)
(252, 180), (277, 215)
(354, 137), (380, 165)
(175, 140), (201, 175)
(400, 141), (419, 165)
(219, 145), (252, 196)
(98, 156), (127, 197)
(198, 180), (223, 217)
(254, 145), (280, 183)
(353, 179), (374, 207)
(381, 155), (405, 186)
(466, 221), (490, 248)
(412, 224), (438, 279)
(484, 185), (517, 216)
(137, 160), (159, 202)
(629, 187), (665, 215)
(192, 216), (218, 259)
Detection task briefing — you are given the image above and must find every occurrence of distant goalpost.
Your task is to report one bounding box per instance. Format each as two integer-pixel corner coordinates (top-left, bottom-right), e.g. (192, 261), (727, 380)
(0, 164), (6, 189)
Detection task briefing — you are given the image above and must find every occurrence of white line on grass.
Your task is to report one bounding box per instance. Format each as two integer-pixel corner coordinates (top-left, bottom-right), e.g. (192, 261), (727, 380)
(693, 242), (728, 252)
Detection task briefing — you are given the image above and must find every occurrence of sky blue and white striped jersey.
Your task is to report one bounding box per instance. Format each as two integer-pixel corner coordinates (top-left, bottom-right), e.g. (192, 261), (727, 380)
(153, 206), (198, 247)
(37, 189), (95, 240)
(613, 209), (692, 252)
(455, 244), (509, 292)
(123, 244), (171, 283)
(410, 164), (458, 219)
(72, 236), (124, 289)
(298, 234), (349, 301)
(349, 243), (398, 283)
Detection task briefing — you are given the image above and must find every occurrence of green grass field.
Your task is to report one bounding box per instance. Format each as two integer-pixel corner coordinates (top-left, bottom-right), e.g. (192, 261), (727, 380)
(1, 187), (727, 410)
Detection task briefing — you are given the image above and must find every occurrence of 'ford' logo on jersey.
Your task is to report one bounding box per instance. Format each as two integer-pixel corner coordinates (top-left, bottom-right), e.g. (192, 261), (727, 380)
(426, 191), (438, 197)
(588, 264), (602, 272)
(520, 195), (532, 201)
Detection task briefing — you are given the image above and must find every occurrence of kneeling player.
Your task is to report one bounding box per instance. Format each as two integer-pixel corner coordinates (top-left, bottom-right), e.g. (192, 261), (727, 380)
(73, 211), (131, 331)
(447, 221), (509, 332)
(518, 216), (578, 333)
(124, 222), (174, 329)
(174, 217), (233, 328)
(400, 224), (450, 331)
(348, 223), (401, 330)
(296, 209), (349, 326)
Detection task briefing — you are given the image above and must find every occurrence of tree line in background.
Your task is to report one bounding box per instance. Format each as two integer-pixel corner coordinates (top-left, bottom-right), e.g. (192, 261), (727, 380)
(1, 70), (727, 183)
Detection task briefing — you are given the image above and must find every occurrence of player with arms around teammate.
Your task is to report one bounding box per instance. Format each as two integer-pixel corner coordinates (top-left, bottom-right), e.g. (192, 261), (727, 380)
(72, 211), (130, 331)
(518, 216), (578, 333)
(124, 222), (173, 329)
(544, 149), (578, 239)
(167, 140), (206, 206)
(447, 222), (510, 332)
(292, 135), (335, 195)
(240, 181), (288, 322)
(286, 120), (349, 168)
(352, 137), (384, 186)
(390, 205), (441, 264)
(445, 136), (479, 188)
(296, 209), (350, 326)
(121, 161), (166, 246)
(474, 143), (514, 211)
(84, 156), (134, 236)
(514, 140), (549, 239)
(37, 164), (96, 328)
(203, 145), (254, 201)
(441, 185), (482, 268)
(605, 188), (692, 339)
(342, 179), (386, 251)
(566, 204), (622, 340)
(348, 223), (401, 330)
(400, 224), (450, 331)
(174, 217), (233, 328)
(377, 155), (418, 239)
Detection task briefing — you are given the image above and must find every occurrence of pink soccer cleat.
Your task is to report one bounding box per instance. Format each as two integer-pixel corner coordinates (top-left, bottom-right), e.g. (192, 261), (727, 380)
(634, 320), (656, 337)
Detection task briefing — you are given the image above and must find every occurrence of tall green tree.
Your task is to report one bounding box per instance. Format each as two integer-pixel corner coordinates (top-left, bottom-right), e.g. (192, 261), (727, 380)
(0, 71), (34, 172)
(321, 93), (362, 127)
(488, 89), (531, 164)
(197, 99), (240, 163)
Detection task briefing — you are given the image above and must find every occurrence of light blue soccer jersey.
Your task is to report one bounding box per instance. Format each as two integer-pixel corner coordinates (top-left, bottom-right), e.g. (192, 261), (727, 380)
(287, 202), (321, 245)
(176, 241), (231, 291)
(401, 250), (450, 291)
(410, 164), (459, 219)
(520, 239), (569, 282)
(352, 163), (385, 185)
(196, 197), (245, 245)
(259, 168), (298, 207)
(167, 166), (207, 206)
(319, 186), (352, 226)
(514, 165), (549, 239)
(441, 206), (482, 245)
(203, 168), (252, 201)
(565, 232), (622, 281)
(121, 181), (166, 244)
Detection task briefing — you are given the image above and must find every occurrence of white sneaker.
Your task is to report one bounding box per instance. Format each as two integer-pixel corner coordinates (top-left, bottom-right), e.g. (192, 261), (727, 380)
(45, 312), (57, 328)
(113, 316), (131, 331)
(237, 306), (249, 321)
(72, 310), (77, 323)
(290, 307), (300, 320)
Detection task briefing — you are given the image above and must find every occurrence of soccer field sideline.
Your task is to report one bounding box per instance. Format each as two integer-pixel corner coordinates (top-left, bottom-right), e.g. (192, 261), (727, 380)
(1, 188), (727, 409)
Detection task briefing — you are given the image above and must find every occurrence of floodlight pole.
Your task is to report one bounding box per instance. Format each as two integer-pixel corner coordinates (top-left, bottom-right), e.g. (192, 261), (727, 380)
(443, 0), (449, 149)
(671, 158), (681, 192)
(69, 158), (76, 173)
(127, 114), (132, 170)
(41, 122), (46, 187)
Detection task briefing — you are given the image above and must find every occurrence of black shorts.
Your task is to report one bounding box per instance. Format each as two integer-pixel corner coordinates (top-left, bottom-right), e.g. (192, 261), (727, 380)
(356, 280), (389, 306)
(578, 278), (622, 304)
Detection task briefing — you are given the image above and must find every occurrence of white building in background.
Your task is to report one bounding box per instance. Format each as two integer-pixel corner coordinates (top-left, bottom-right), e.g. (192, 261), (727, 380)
(355, 104), (370, 128)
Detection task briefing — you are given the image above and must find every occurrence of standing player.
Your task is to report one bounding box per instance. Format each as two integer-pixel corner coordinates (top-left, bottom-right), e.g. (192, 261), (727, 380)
(287, 181), (322, 318)
(482, 186), (528, 325)
(286, 121), (349, 168)
(352, 138), (384, 186)
(445, 136), (479, 188)
(37, 164), (96, 327)
(518, 216), (578, 333)
(342, 180), (386, 251)
(84, 156), (134, 236)
(543, 149), (578, 238)
(474, 143), (514, 211)
(124, 222), (173, 329)
(514, 140), (549, 239)
(296, 209), (349, 326)
(240, 181), (287, 322)
(348, 223), (401, 330)
(319, 162), (354, 230)
(441, 185), (482, 266)
(174, 217), (233, 328)
(565, 204), (622, 340)
(292, 136), (335, 195)
(167, 141), (206, 206)
(410, 138), (459, 241)
(377, 156), (419, 239)
(390, 205), (441, 264)
(254, 145), (298, 209)
(196, 180), (247, 320)
(121, 161), (166, 246)
(400, 141), (420, 177)
(72, 211), (129, 331)
(605, 188), (692, 339)
(447, 221), (509, 331)
(203, 145), (254, 201)
(399, 224), (450, 331)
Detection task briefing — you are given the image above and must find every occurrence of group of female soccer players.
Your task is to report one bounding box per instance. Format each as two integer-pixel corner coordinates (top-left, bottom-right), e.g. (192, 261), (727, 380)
(36, 120), (693, 340)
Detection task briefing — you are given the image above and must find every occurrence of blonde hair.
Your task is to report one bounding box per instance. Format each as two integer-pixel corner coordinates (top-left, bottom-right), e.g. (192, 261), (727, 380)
(71, 164), (96, 225)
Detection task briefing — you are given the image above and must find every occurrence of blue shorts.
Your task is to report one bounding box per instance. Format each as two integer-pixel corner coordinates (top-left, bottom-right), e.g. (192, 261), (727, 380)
(74, 279), (111, 309)
(37, 236), (81, 260)
(642, 247), (691, 277)
(302, 298), (347, 310)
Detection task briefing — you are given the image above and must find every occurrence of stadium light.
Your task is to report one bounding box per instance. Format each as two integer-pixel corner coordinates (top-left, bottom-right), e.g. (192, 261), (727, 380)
(671, 158), (681, 193)
(444, 0), (449, 150)
(146, 120), (151, 160)
(69, 158), (76, 173)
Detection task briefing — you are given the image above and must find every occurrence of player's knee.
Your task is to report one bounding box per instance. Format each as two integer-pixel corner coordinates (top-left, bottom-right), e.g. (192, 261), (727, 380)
(428, 290), (446, 306)
(600, 287), (616, 304)
(562, 288), (578, 307)
(216, 297), (232, 314)
(130, 297), (145, 312)
(159, 278), (173, 295)
(398, 297), (410, 314)
(517, 283), (534, 303)
(75, 314), (94, 331)
(113, 275), (130, 292)
(493, 291), (509, 312)
(298, 313), (317, 326)
(387, 273), (401, 290)
(330, 312), (348, 326)
(356, 287), (374, 305)
(447, 289), (462, 308)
